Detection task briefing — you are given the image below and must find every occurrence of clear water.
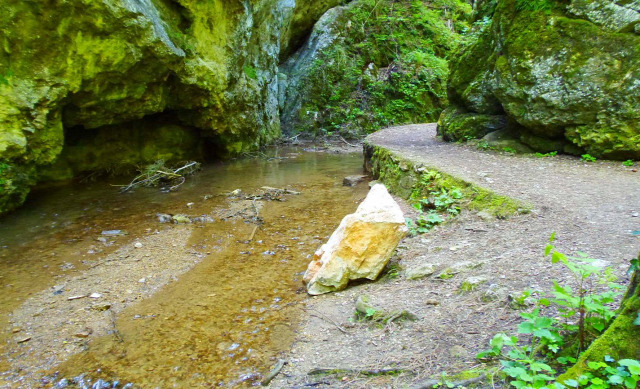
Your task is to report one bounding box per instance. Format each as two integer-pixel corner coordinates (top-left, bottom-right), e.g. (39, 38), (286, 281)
(0, 148), (369, 387)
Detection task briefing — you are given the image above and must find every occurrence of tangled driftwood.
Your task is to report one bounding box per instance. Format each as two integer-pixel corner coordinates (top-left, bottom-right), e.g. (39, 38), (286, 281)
(117, 161), (201, 193)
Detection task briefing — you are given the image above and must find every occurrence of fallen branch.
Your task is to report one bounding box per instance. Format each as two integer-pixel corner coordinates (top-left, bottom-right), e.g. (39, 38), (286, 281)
(409, 373), (486, 389)
(248, 225), (259, 241)
(261, 186), (301, 195)
(261, 359), (287, 386)
(308, 367), (407, 376)
(119, 160), (200, 193)
(168, 176), (186, 192)
(339, 135), (358, 148)
(309, 311), (348, 334)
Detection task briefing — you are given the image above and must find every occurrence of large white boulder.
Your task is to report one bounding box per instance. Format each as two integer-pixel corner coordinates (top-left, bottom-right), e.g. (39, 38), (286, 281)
(303, 184), (408, 295)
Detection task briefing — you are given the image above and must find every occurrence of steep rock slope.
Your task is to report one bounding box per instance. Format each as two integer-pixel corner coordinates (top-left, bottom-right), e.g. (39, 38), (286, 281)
(279, 0), (471, 136)
(0, 0), (340, 214)
(438, 0), (640, 159)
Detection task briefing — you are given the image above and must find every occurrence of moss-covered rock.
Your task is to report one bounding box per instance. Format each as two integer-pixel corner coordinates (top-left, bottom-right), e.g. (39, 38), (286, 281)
(444, 0), (640, 160)
(0, 0), (339, 214)
(279, 0), (472, 137)
(437, 106), (508, 142)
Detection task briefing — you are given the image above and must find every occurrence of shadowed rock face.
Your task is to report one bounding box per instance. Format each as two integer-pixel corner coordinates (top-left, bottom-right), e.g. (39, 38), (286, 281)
(304, 184), (407, 295)
(438, 0), (640, 160)
(0, 0), (341, 214)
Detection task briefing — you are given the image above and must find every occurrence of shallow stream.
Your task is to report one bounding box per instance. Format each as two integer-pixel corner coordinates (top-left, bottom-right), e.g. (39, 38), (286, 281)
(0, 148), (369, 387)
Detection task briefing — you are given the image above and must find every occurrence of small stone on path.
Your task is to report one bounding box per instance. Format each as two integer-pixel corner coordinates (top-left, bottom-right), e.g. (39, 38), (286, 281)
(405, 263), (436, 280)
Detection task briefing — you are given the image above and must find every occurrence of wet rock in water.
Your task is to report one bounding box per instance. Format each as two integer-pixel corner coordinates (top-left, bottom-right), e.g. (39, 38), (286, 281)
(74, 329), (92, 338)
(91, 303), (112, 311)
(156, 213), (172, 223)
(405, 262), (436, 280)
(54, 378), (69, 388)
(101, 230), (126, 236)
(172, 214), (192, 224)
(191, 215), (214, 223)
(342, 175), (367, 187)
(303, 184), (408, 295)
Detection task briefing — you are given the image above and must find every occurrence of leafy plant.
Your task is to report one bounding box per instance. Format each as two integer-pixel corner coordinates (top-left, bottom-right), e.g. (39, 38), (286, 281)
(564, 357), (640, 389)
(515, 0), (554, 12)
(292, 0), (472, 137)
(535, 151), (558, 158)
(503, 147), (518, 154)
(478, 140), (491, 150)
(545, 233), (623, 352)
(477, 235), (635, 388)
(581, 154), (597, 163)
(243, 65), (258, 80)
(622, 160), (634, 167)
(409, 185), (463, 234)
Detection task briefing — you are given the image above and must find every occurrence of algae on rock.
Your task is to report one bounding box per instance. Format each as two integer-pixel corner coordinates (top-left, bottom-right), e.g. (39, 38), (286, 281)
(439, 0), (640, 160)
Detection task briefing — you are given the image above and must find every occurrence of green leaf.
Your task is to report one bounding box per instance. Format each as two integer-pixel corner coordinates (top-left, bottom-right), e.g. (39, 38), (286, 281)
(562, 379), (579, 387)
(518, 321), (535, 334)
(549, 232), (556, 242)
(533, 328), (554, 340)
(588, 361), (606, 369)
(609, 375), (624, 384)
(619, 359), (640, 374)
(624, 376), (638, 388)
(489, 334), (507, 349)
(530, 362), (553, 372)
(551, 251), (564, 264)
(503, 366), (527, 379)
(545, 244), (553, 256)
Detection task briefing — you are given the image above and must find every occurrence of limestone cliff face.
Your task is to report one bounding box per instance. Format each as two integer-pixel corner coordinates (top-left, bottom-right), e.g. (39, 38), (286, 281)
(0, 0), (339, 214)
(438, 0), (640, 159)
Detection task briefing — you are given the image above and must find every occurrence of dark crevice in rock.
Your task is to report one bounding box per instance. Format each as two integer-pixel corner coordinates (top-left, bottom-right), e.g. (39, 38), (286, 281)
(39, 110), (218, 183)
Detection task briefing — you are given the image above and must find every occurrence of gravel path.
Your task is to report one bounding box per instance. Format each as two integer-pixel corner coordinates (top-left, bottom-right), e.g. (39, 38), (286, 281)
(270, 124), (640, 389)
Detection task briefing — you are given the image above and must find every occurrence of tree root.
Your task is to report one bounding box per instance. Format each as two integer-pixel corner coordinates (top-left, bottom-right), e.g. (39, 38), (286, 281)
(409, 373), (486, 389)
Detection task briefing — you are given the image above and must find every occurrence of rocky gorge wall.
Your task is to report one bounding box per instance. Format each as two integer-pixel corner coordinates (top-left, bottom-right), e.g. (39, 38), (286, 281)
(438, 0), (640, 159)
(279, 0), (472, 137)
(0, 0), (341, 214)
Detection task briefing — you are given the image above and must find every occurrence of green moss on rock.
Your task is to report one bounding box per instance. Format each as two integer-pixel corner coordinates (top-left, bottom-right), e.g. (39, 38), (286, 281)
(444, 0), (640, 160)
(437, 106), (508, 142)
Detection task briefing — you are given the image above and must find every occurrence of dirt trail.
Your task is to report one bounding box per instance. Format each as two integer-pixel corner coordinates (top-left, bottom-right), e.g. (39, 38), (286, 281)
(270, 124), (640, 388)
